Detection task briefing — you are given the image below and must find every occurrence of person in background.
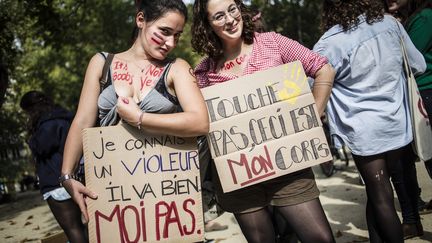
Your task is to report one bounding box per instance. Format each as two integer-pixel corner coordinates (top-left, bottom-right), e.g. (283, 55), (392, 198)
(20, 91), (87, 243)
(60, 0), (208, 224)
(19, 171), (38, 192)
(384, 0), (430, 239)
(387, 0), (432, 216)
(191, 0), (336, 242)
(314, 0), (426, 242)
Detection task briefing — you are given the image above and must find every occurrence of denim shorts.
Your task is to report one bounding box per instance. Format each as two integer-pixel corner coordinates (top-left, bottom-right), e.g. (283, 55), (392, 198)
(43, 187), (72, 201)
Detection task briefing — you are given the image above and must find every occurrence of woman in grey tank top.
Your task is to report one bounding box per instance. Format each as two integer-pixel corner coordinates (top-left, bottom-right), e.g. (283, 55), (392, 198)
(60, 0), (209, 224)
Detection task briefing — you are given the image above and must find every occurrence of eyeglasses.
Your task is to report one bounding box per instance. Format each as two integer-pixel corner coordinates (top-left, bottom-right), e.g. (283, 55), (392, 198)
(210, 4), (241, 27)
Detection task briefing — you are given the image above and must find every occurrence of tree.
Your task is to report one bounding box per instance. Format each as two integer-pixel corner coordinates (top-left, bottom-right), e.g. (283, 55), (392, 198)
(251, 0), (323, 48)
(0, 0), (135, 182)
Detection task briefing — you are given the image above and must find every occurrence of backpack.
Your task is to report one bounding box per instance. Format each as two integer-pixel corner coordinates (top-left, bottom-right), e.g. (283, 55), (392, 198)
(100, 52), (114, 91)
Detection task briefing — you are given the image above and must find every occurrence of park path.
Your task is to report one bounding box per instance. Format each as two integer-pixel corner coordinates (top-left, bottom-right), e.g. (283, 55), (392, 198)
(1, 160), (432, 243)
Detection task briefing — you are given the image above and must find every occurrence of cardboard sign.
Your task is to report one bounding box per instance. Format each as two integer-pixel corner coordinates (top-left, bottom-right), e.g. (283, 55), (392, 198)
(83, 124), (203, 243)
(201, 61), (332, 192)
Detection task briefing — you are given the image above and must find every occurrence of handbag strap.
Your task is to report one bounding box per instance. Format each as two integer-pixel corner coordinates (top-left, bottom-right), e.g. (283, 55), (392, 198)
(400, 36), (415, 80)
(100, 53), (114, 92)
(395, 20), (415, 82)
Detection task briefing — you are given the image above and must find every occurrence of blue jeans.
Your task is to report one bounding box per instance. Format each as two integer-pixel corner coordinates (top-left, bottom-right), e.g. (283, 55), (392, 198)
(390, 145), (421, 224)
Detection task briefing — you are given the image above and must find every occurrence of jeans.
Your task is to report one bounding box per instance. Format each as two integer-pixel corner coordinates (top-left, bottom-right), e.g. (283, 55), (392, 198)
(390, 145), (421, 224)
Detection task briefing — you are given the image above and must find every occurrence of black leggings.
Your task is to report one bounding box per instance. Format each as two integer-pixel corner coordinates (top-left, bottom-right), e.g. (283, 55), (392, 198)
(352, 149), (404, 243)
(47, 198), (88, 243)
(234, 198), (335, 243)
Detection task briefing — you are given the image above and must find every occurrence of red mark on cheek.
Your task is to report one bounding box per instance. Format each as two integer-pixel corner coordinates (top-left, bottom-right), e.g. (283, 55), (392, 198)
(151, 37), (161, 45)
(122, 98), (129, 104)
(151, 32), (164, 45)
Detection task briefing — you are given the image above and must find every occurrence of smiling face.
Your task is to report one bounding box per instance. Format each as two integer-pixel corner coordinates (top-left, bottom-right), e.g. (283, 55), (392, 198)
(207, 0), (243, 44)
(138, 11), (185, 60)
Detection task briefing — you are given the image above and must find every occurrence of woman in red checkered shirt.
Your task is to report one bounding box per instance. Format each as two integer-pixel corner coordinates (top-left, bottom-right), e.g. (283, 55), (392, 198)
(191, 0), (336, 242)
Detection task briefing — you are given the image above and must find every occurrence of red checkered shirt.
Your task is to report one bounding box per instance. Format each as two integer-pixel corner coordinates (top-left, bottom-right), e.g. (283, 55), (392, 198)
(195, 32), (328, 88)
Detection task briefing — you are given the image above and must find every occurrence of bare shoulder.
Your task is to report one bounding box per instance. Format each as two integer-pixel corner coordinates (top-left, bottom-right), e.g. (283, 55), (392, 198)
(171, 58), (192, 70)
(88, 53), (107, 68)
(169, 58), (196, 81)
(84, 53), (110, 82)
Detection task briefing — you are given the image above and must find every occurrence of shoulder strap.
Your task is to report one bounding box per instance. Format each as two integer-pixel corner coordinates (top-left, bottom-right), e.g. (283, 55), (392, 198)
(100, 53), (114, 92)
(394, 19), (414, 82)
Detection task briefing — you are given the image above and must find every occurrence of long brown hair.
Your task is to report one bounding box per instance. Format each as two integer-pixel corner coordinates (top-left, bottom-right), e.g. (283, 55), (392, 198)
(191, 0), (255, 60)
(321, 0), (385, 32)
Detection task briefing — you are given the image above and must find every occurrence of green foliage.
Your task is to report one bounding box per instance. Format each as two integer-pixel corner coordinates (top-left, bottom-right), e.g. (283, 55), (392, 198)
(252, 0), (323, 48)
(0, 101), (28, 181)
(15, 0), (135, 109)
(0, 0), (135, 181)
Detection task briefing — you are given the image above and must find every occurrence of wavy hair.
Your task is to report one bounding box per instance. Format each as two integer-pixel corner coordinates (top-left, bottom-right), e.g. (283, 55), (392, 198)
(191, 0), (255, 60)
(321, 0), (385, 32)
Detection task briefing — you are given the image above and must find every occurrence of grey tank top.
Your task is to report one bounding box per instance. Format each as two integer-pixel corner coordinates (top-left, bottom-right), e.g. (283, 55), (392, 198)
(98, 58), (180, 126)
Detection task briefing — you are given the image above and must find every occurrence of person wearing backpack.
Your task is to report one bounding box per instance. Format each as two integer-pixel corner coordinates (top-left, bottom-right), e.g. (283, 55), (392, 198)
(20, 91), (88, 243)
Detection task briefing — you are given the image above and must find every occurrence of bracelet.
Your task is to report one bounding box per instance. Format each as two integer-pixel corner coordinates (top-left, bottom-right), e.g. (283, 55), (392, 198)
(314, 81), (333, 87)
(314, 83), (333, 87)
(59, 174), (75, 187)
(137, 111), (144, 129)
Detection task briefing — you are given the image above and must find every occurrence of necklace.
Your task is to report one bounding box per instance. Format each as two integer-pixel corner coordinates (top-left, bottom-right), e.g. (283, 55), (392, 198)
(132, 59), (149, 73)
(131, 53), (150, 73)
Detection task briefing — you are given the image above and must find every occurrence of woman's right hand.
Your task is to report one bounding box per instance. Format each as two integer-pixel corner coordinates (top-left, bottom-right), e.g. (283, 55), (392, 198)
(62, 178), (98, 224)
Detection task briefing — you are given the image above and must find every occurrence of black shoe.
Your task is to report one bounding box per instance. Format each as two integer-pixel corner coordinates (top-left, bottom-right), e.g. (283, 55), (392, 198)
(403, 222), (424, 240)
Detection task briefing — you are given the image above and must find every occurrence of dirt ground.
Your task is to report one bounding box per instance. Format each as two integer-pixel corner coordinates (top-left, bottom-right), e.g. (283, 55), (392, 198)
(1, 160), (432, 243)
(205, 161), (432, 243)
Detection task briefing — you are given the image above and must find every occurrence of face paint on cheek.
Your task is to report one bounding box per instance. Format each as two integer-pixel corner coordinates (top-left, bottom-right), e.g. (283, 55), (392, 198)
(151, 32), (164, 45)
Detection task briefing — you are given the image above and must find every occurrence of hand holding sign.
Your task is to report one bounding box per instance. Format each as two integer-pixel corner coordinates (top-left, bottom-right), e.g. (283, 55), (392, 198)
(200, 61), (333, 192)
(62, 178), (98, 223)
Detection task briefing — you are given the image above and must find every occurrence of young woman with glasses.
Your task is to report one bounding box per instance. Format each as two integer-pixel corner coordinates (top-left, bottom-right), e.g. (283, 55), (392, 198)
(191, 0), (336, 242)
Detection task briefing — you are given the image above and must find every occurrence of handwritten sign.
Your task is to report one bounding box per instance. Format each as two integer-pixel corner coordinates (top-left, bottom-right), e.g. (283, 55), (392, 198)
(200, 61), (332, 192)
(83, 124), (203, 243)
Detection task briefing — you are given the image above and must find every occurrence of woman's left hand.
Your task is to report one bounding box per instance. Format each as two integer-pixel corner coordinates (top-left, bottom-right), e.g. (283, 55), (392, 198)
(117, 96), (141, 127)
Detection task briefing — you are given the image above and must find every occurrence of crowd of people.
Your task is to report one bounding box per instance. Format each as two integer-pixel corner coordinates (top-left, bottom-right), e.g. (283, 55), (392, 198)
(18, 0), (431, 242)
